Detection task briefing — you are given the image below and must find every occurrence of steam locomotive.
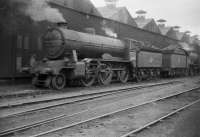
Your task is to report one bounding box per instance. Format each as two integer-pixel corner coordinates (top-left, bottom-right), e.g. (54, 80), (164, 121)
(29, 22), (193, 90)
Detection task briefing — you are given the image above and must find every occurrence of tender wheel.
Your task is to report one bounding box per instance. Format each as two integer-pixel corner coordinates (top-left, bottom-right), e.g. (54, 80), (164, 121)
(156, 70), (161, 78)
(151, 70), (158, 80)
(32, 76), (38, 87)
(98, 64), (113, 85)
(52, 73), (66, 90)
(45, 76), (53, 89)
(146, 70), (152, 80)
(136, 72), (142, 82)
(118, 67), (129, 83)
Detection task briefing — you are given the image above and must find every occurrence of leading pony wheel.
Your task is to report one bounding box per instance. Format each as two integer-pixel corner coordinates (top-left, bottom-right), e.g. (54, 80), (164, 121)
(52, 73), (66, 90)
(32, 76), (38, 86)
(136, 72), (142, 82)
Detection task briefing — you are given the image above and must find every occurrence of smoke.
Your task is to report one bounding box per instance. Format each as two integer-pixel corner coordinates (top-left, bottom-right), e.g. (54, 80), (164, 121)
(189, 52), (198, 61)
(182, 44), (194, 51)
(102, 27), (118, 38)
(10, 0), (66, 23)
(179, 42), (194, 51)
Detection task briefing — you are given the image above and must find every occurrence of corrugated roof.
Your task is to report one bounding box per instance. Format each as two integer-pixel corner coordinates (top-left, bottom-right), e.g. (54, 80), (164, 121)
(98, 6), (137, 26)
(53, 0), (101, 16)
(163, 44), (180, 50)
(166, 28), (179, 40)
(198, 40), (200, 46)
(134, 17), (161, 33)
(163, 44), (187, 55)
(175, 31), (184, 40)
(178, 42), (193, 51)
(191, 36), (200, 45)
(189, 36), (195, 44)
(98, 6), (119, 18)
(131, 42), (162, 52)
(181, 33), (191, 43)
(134, 17), (152, 28)
(158, 25), (171, 35)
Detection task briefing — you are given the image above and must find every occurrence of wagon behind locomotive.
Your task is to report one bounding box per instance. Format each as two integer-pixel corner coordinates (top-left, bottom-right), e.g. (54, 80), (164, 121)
(162, 44), (189, 77)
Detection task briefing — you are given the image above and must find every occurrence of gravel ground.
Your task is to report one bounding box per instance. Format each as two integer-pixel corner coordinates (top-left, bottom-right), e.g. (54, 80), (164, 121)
(0, 80), (180, 107)
(37, 87), (200, 137)
(135, 99), (200, 137)
(0, 76), (198, 99)
(0, 81), (180, 118)
(3, 81), (198, 137)
(0, 80), (157, 97)
(0, 83), (179, 134)
(0, 76), (199, 137)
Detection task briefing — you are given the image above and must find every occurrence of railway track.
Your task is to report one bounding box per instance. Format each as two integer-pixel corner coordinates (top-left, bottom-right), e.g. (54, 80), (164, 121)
(120, 99), (200, 137)
(0, 89), (54, 99)
(0, 76), (196, 99)
(0, 84), (199, 137)
(0, 80), (180, 118)
(0, 80), (182, 108)
(30, 86), (200, 137)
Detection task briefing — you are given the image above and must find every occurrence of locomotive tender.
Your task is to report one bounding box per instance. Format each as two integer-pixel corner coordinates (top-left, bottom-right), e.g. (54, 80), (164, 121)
(30, 23), (188, 89)
(162, 45), (189, 77)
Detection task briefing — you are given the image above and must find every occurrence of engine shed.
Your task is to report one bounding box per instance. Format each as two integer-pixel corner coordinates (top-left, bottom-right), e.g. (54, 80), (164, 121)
(0, 0), (187, 79)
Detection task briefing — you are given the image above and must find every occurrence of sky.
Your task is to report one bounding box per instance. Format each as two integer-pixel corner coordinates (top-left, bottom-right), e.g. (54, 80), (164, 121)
(90, 0), (200, 38)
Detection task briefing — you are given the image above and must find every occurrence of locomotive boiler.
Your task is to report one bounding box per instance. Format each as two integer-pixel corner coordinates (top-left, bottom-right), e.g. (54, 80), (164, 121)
(43, 23), (127, 60)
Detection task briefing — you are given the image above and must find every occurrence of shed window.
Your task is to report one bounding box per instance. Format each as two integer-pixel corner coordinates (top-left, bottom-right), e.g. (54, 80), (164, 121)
(16, 56), (22, 72)
(102, 20), (106, 25)
(17, 35), (23, 49)
(37, 37), (42, 50)
(24, 36), (29, 50)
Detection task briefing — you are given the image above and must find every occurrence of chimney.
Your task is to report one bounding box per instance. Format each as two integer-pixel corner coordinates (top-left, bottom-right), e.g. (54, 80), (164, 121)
(136, 10), (147, 19)
(57, 22), (68, 29)
(105, 0), (118, 8)
(173, 26), (180, 31)
(157, 19), (166, 27)
(158, 24), (165, 27)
